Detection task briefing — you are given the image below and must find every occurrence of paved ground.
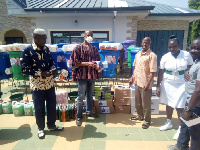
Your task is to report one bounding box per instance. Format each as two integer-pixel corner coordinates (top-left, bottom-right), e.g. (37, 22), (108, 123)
(0, 69), (178, 150)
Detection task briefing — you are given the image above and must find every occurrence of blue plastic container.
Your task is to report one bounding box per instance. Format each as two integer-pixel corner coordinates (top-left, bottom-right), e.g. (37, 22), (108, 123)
(102, 41), (114, 43)
(98, 50), (120, 77)
(130, 47), (142, 73)
(57, 43), (69, 48)
(51, 50), (67, 73)
(0, 52), (12, 80)
(64, 51), (72, 79)
(91, 42), (100, 50)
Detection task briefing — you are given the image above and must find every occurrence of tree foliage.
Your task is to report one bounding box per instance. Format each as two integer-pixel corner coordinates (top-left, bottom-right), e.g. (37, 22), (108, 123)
(188, 0), (200, 45)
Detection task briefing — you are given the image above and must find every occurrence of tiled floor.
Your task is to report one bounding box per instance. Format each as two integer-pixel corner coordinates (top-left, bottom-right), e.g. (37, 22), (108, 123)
(0, 78), (178, 150)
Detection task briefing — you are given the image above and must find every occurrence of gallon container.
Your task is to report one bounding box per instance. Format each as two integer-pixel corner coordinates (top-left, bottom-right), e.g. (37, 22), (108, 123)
(12, 102), (24, 116)
(24, 102), (33, 116)
(0, 100), (3, 114)
(2, 101), (12, 114)
(9, 93), (24, 102)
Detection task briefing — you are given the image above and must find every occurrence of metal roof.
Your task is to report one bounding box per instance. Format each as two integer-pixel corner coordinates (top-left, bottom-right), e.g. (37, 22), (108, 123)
(13, 0), (200, 16)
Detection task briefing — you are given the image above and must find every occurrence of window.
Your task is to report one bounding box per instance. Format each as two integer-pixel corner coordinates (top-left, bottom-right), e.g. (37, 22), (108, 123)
(5, 37), (23, 44)
(50, 31), (109, 44)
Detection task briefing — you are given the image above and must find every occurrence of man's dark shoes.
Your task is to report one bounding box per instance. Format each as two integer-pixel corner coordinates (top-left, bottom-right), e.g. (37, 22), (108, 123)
(38, 130), (45, 139)
(76, 118), (82, 126)
(86, 113), (99, 118)
(48, 126), (64, 131)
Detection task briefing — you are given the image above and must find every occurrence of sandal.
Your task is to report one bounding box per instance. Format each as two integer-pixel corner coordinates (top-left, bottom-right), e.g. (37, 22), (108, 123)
(142, 123), (150, 129)
(131, 116), (144, 121)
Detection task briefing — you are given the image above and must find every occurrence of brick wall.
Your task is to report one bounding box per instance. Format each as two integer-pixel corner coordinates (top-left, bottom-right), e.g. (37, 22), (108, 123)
(137, 20), (190, 49)
(0, 0), (35, 44)
(126, 16), (138, 40)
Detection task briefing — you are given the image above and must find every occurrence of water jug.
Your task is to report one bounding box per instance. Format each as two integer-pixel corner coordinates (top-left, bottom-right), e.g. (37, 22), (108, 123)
(2, 101), (12, 114)
(12, 102), (24, 116)
(24, 102), (33, 116)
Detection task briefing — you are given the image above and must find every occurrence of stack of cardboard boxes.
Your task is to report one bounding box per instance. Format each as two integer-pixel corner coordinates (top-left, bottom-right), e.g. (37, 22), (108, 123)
(93, 85), (115, 114)
(114, 86), (131, 113)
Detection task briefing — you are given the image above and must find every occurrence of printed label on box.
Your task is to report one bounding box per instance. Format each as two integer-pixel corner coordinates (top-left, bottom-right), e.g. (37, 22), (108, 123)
(101, 107), (110, 113)
(98, 101), (107, 106)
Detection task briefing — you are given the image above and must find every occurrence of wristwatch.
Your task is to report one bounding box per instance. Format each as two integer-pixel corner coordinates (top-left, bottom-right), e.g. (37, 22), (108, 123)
(184, 106), (192, 113)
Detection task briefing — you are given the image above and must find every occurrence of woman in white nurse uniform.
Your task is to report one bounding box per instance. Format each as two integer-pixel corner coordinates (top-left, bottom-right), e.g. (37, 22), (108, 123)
(156, 35), (193, 140)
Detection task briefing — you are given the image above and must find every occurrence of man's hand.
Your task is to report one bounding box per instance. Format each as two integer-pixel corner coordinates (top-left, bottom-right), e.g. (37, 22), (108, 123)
(183, 111), (191, 121)
(41, 71), (52, 77)
(129, 77), (134, 86)
(87, 62), (95, 67)
(184, 71), (191, 82)
(50, 69), (57, 76)
(143, 83), (149, 91)
(156, 87), (160, 97)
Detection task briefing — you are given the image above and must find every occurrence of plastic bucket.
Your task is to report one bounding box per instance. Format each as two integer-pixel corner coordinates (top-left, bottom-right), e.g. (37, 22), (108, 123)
(12, 102), (24, 116)
(0, 52), (12, 80)
(98, 50), (120, 77)
(64, 51), (72, 79)
(127, 46), (136, 67)
(2, 101), (12, 114)
(9, 93), (24, 102)
(130, 47), (142, 73)
(91, 42), (100, 50)
(8, 51), (28, 80)
(51, 50), (67, 73)
(123, 40), (136, 58)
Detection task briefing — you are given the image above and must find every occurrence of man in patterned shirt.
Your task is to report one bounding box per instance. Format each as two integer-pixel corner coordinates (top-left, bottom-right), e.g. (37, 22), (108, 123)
(129, 37), (157, 129)
(21, 28), (63, 139)
(70, 30), (101, 126)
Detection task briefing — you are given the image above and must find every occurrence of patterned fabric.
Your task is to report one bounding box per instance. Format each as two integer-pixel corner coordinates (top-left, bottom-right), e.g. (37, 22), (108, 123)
(70, 43), (101, 82)
(20, 43), (56, 91)
(133, 49), (157, 89)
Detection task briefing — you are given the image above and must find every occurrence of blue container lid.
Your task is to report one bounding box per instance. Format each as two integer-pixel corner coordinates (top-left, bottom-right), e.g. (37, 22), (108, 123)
(57, 43), (69, 48)
(130, 47), (142, 53)
(91, 41), (99, 44)
(102, 41), (114, 43)
(124, 40), (136, 44)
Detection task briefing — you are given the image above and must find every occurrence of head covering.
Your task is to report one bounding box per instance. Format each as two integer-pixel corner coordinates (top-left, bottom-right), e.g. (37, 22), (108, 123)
(33, 28), (46, 35)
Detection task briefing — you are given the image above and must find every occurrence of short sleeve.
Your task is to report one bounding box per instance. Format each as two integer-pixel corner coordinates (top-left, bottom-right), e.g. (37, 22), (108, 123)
(150, 53), (157, 72)
(187, 52), (193, 66)
(160, 55), (166, 69)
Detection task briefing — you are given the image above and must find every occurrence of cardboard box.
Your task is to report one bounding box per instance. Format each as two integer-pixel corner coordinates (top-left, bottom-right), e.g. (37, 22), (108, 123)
(114, 105), (130, 114)
(114, 87), (131, 100)
(115, 97), (130, 105)
(130, 96), (159, 114)
(93, 99), (113, 107)
(96, 106), (115, 114)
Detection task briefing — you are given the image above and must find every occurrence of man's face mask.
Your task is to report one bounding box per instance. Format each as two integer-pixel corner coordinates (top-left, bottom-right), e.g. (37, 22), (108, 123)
(85, 36), (93, 43)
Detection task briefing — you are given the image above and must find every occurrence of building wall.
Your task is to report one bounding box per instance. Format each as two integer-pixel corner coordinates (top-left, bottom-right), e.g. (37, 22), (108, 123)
(137, 20), (190, 49)
(34, 15), (130, 44)
(0, 0), (35, 44)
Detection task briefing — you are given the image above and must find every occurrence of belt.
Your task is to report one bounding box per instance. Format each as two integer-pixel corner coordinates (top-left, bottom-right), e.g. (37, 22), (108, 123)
(165, 70), (185, 75)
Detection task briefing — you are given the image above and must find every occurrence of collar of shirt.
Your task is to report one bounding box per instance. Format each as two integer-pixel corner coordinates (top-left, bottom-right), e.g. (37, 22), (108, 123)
(140, 48), (151, 56)
(32, 42), (46, 51)
(194, 59), (200, 63)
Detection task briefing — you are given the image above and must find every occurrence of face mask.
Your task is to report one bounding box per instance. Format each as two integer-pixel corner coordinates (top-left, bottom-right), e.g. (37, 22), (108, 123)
(85, 36), (93, 43)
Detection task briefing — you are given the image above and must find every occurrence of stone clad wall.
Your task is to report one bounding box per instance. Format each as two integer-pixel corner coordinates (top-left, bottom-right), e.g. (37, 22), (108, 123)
(0, 0), (35, 44)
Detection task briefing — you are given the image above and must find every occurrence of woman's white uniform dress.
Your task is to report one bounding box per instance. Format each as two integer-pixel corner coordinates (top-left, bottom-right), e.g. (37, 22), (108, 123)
(159, 50), (193, 108)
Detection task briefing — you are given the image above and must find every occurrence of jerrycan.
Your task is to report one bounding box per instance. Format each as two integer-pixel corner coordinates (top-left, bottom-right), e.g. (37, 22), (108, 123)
(2, 101), (12, 114)
(24, 102), (33, 116)
(12, 102), (24, 116)
(0, 100), (3, 114)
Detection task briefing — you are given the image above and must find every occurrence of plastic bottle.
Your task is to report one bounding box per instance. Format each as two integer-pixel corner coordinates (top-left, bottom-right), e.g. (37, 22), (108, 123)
(2, 101), (12, 114)
(66, 104), (70, 121)
(59, 105), (62, 122)
(24, 102), (33, 116)
(0, 100), (3, 114)
(62, 105), (66, 122)
(12, 102), (24, 116)
(56, 104), (59, 120)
